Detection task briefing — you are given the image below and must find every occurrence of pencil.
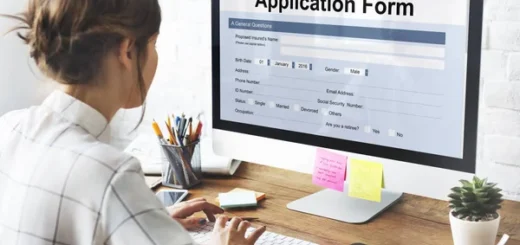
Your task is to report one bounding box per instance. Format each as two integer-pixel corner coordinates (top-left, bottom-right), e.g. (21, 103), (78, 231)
(165, 122), (177, 145)
(185, 117), (193, 142)
(194, 121), (203, 141)
(214, 217), (258, 221)
(152, 120), (167, 144)
(239, 217), (259, 221)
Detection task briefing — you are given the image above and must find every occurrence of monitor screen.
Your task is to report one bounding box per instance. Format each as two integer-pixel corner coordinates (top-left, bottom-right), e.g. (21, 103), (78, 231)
(212, 0), (482, 173)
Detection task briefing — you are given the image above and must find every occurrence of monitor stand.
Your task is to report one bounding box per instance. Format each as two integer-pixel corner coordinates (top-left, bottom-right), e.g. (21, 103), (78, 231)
(287, 185), (403, 224)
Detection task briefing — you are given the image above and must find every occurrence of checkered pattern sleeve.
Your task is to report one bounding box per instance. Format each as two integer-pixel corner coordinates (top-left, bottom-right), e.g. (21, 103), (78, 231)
(98, 158), (194, 245)
(0, 92), (199, 245)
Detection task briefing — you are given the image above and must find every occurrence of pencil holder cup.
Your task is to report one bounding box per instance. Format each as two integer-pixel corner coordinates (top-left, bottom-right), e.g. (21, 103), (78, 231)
(160, 140), (202, 189)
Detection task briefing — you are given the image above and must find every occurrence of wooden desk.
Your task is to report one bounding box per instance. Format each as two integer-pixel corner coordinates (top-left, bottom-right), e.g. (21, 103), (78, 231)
(155, 163), (520, 245)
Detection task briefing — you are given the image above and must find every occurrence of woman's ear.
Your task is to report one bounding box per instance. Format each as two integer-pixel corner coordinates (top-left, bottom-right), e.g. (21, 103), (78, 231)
(118, 38), (135, 70)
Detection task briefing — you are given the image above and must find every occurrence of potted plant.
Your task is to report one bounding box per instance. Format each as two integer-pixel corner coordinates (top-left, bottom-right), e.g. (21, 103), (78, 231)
(448, 176), (504, 245)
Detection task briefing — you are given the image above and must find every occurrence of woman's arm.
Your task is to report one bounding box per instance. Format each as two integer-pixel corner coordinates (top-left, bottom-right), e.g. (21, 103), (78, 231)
(97, 158), (194, 245)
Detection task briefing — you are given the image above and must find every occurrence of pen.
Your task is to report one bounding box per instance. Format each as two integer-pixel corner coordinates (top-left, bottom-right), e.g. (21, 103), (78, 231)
(152, 120), (167, 144)
(177, 131), (184, 147)
(178, 126), (185, 147)
(171, 114), (176, 135)
(179, 116), (187, 139)
(175, 116), (181, 128)
(171, 120), (180, 145)
(184, 117), (192, 141)
(178, 115), (185, 133)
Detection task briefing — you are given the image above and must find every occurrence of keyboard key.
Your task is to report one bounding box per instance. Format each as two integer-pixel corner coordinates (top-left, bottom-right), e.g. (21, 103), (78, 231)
(188, 221), (315, 245)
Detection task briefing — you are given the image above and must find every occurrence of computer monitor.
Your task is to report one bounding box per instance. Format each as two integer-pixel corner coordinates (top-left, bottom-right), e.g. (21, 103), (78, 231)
(212, 0), (483, 223)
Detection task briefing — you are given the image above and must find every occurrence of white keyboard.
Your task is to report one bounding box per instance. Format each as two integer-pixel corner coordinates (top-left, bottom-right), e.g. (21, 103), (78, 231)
(189, 222), (317, 245)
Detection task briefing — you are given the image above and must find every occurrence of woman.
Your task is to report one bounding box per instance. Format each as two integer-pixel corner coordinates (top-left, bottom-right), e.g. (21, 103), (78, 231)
(0, 0), (266, 244)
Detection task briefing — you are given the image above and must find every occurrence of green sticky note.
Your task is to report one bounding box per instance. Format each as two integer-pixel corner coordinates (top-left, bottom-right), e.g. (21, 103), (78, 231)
(348, 159), (384, 202)
(218, 191), (257, 209)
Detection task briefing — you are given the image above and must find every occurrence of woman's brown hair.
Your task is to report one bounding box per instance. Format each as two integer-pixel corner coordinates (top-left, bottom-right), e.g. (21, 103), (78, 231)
(3, 0), (161, 124)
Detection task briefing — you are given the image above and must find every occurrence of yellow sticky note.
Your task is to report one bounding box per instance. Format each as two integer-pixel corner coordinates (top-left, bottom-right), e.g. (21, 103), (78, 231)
(382, 172), (385, 189)
(348, 159), (383, 202)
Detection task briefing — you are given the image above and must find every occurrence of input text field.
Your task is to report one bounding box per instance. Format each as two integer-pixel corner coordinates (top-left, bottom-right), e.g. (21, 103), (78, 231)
(280, 36), (446, 58)
(280, 46), (445, 70)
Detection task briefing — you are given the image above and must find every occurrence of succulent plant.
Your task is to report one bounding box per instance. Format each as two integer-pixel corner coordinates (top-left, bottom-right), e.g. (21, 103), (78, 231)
(448, 176), (504, 222)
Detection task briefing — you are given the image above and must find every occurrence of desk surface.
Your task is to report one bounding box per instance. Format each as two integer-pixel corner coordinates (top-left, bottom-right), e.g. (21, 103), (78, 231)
(155, 163), (520, 245)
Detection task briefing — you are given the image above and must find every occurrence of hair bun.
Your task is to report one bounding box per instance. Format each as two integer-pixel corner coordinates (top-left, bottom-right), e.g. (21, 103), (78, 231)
(4, 0), (161, 86)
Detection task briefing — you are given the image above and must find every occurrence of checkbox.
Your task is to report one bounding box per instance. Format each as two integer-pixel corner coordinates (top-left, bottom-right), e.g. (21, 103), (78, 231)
(388, 129), (396, 137)
(322, 109), (329, 116)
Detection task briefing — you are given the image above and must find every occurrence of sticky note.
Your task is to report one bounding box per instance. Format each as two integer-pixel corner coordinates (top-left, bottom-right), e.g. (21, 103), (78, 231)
(218, 191), (257, 209)
(313, 148), (347, 192)
(382, 172), (385, 189)
(348, 159), (384, 202)
(215, 188), (265, 203)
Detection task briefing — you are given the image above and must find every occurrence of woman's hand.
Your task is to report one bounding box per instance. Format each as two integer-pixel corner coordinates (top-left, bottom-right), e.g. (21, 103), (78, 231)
(168, 198), (224, 229)
(211, 216), (266, 245)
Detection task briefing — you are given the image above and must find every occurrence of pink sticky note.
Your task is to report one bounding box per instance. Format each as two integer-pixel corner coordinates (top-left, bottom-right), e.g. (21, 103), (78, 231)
(313, 148), (347, 192)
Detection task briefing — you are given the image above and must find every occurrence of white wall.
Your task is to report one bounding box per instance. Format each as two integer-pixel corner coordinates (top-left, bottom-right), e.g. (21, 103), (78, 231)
(110, 0), (214, 149)
(0, 1), (55, 116)
(478, 0), (520, 200)
(1, 0), (519, 200)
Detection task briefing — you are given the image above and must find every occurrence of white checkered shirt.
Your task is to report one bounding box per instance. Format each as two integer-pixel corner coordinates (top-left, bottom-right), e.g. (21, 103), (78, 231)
(0, 90), (194, 245)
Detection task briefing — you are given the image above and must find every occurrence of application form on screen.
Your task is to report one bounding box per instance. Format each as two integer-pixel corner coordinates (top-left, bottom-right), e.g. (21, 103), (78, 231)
(219, 0), (470, 159)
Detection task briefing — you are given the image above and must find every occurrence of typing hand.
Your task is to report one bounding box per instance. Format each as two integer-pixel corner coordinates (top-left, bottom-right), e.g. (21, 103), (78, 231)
(168, 198), (224, 229)
(211, 216), (266, 245)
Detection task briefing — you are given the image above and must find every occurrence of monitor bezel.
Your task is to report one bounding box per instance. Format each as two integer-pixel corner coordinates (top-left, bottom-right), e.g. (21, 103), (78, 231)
(212, 0), (483, 174)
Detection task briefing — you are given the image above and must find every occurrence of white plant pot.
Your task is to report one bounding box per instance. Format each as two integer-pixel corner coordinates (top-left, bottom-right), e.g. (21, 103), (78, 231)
(449, 212), (500, 245)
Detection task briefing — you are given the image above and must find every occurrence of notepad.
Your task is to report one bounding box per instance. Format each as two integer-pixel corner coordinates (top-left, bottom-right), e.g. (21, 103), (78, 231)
(348, 159), (384, 202)
(218, 191), (258, 209)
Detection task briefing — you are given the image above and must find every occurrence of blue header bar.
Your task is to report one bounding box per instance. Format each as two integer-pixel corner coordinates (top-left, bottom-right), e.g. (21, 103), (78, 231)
(229, 18), (446, 45)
